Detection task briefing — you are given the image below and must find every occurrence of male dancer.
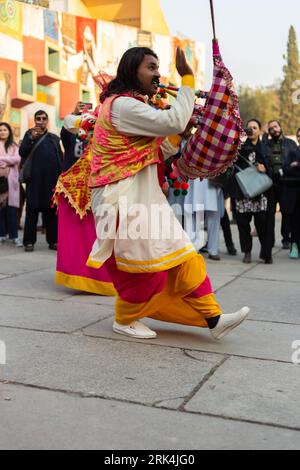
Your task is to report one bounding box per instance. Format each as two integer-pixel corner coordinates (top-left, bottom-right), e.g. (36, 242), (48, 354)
(87, 47), (249, 340)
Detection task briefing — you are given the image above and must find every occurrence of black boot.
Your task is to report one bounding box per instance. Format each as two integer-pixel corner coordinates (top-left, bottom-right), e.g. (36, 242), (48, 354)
(243, 252), (252, 264)
(227, 244), (237, 256)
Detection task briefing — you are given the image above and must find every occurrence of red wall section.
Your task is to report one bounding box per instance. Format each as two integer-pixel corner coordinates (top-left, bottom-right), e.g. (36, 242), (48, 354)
(59, 81), (80, 119)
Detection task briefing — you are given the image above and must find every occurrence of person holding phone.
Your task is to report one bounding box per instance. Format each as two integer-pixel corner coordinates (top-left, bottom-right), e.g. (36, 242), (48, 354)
(60, 102), (88, 171)
(19, 110), (63, 252)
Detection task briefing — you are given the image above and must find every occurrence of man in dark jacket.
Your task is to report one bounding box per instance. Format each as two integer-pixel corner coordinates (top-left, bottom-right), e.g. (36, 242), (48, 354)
(264, 120), (298, 249)
(282, 148), (300, 259)
(296, 128), (300, 150)
(19, 110), (63, 252)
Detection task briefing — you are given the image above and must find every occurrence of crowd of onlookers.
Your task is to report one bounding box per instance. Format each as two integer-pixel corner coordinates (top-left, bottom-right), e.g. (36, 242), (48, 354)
(237, 118), (300, 263)
(0, 109), (299, 265)
(180, 119), (300, 263)
(0, 111), (62, 252)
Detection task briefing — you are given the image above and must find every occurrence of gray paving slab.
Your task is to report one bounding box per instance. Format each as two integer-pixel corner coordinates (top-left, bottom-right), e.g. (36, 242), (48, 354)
(204, 274), (236, 291)
(0, 246), (23, 258)
(242, 256), (300, 283)
(0, 251), (56, 276)
(1, 383), (299, 450)
(0, 295), (113, 332)
(0, 327), (221, 406)
(205, 259), (252, 277)
(216, 277), (300, 324)
(185, 357), (300, 430)
(83, 316), (300, 363)
(63, 293), (116, 306)
(204, 256), (249, 277)
(0, 268), (72, 300)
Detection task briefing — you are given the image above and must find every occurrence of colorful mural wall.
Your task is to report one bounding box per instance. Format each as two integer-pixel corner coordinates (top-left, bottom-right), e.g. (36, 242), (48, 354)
(0, 0), (205, 139)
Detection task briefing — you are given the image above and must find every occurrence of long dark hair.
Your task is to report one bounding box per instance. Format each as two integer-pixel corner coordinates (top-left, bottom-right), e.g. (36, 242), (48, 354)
(0, 122), (15, 152)
(100, 47), (158, 103)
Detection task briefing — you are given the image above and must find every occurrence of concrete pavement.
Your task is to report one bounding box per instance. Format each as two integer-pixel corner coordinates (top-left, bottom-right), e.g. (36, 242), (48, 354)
(0, 219), (299, 450)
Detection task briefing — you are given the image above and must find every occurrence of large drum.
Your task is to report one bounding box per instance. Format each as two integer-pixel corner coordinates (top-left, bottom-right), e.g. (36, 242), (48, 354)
(178, 39), (244, 180)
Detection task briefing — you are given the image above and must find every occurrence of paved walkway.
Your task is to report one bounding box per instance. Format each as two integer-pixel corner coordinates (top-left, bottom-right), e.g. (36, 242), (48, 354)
(0, 219), (299, 450)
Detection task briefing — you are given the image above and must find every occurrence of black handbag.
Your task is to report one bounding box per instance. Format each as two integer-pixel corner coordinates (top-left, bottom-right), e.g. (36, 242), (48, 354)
(19, 132), (48, 184)
(0, 175), (8, 194)
(210, 166), (235, 191)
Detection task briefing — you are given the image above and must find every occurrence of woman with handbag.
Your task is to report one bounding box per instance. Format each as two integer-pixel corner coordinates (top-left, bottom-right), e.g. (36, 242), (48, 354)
(231, 119), (273, 264)
(0, 122), (22, 247)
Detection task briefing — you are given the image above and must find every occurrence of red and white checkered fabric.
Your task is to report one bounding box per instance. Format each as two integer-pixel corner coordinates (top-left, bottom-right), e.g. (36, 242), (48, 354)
(178, 40), (244, 179)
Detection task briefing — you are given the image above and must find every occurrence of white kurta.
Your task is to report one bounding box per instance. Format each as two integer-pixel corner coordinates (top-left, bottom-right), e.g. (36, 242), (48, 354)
(88, 86), (197, 273)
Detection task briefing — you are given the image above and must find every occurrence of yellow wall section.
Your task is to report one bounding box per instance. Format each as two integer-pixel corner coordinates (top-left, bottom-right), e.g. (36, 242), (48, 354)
(67, 0), (92, 17)
(82, 0), (141, 28)
(79, 0), (169, 34)
(141, 0), (170, 36)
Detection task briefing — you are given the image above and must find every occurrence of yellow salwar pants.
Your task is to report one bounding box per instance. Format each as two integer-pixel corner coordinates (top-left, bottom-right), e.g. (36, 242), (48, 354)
(105, 254), (222, 328)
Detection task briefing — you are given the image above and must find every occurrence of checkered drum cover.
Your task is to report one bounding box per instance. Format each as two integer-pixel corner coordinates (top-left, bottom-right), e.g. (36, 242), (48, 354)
(178, 41), (244, 179)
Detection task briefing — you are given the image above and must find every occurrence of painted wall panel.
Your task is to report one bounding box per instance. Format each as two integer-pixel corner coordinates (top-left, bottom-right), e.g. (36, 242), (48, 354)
(22, 4), (45, 39)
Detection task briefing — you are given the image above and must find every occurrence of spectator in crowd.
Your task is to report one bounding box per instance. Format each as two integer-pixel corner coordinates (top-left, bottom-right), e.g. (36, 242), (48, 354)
(190, 179), (224, 261)
(182, 178), (205, 253)
(0, 122), (22, 246)
(221, 199), (237, 256)
(60, 102), (85, 172)
(19, 110), (63, 252)
(231, 119), (272, 264)
(282, 145), (300, 259)
(205, 174), (237, 256)
(296, 128), (300, 149)
(264, 120), (298, 249)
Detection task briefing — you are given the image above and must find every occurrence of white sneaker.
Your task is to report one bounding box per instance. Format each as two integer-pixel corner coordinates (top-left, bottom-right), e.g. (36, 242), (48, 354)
(113, 320), (157, 339)
(210, 307), (250, 340)
(0, 237), (5, 244)
(12, 238), (23, 247)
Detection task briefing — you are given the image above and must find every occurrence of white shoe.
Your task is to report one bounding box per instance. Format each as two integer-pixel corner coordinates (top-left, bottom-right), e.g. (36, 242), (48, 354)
(113, 320), (157, 339)
(0, 237), (5, 244)
(12, 238), (23, 247)
(210, 307), (250, 340)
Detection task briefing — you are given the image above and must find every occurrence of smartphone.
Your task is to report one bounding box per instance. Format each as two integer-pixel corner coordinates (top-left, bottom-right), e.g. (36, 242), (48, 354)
(245, 128), (254, 137)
